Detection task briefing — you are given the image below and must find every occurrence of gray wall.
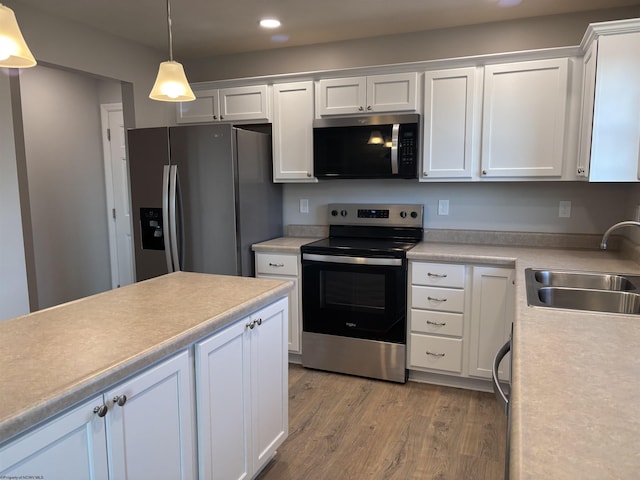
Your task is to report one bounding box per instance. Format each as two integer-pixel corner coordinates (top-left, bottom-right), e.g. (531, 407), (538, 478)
(19, 66), (113, 309)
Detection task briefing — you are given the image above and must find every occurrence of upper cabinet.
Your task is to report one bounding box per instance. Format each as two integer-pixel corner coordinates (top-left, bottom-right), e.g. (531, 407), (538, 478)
(177, 85), (270, 124)
(272, 81), (317, 182)
(317, 72), (418, 116)
(480, 58), (570, 178)
(421, 67), (480, 180)
(577, 20), (640, 182)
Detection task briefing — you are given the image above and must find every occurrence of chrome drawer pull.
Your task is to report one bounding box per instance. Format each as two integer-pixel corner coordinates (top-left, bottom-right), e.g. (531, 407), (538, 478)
(427, 272), (447, 278)
(268, 262), (285, 267)
(426, 351), (445, 357)
(426, 320), (447, 327)
(427, 296), (447, 302)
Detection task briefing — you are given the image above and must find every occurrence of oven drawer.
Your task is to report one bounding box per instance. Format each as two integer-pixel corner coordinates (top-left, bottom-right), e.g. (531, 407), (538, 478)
(411, 286), (465, 312)
(409, 334), (463, 373)
(410, 309), (463, 337)
(256, 253), (298, 276)
(411, 262), (465, 288)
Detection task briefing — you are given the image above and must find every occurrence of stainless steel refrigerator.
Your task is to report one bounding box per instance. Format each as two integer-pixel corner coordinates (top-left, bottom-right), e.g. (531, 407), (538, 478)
(127, 124), (282, 281)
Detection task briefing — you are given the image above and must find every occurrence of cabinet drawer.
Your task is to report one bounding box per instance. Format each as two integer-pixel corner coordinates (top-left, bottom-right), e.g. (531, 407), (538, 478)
(410, 309), (463, 337)
(412, 262), (465, 288)
(409, 334), (463, 373)
(411, 286), (464, 312)
(255, 253), (298, 276)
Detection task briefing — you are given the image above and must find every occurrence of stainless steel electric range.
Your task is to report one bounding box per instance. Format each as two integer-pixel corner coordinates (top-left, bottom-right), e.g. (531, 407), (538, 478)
(301, 203), (423, 383)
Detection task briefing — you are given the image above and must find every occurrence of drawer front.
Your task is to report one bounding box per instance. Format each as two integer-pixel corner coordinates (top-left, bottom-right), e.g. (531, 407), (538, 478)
(411, 286), (465, 312)
(255, 253), (298, 276)
(410, 309), (463, 337)
(410, 334), (463, 373)
(412, 262), (465, 288)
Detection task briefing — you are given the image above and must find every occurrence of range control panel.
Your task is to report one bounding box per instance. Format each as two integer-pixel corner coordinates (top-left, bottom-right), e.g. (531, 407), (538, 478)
(328, 203), (423, 228)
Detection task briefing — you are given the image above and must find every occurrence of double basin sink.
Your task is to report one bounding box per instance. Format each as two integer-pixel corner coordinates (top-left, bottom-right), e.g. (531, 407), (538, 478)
(525, 269), (640, 315)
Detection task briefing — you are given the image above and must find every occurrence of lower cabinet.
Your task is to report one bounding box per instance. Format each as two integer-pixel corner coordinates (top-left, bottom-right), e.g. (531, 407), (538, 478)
(0, 350), (195, 480)
(195, 298), (288, 480)
(408, 261), (514, 384)
(1, 298), (289, 480)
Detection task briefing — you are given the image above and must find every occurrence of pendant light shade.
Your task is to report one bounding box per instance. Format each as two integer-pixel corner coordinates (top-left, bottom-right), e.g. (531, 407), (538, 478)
(149, 0), (195, 102)
(0, 3), (36, 68)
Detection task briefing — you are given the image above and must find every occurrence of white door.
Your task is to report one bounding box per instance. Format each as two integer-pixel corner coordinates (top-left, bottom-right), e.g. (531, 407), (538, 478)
(101, 104), (134, 288)
(105, 350), (196, 480)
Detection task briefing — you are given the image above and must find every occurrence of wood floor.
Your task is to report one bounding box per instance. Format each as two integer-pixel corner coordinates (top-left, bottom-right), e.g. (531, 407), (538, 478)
(257, 364), (507, 480)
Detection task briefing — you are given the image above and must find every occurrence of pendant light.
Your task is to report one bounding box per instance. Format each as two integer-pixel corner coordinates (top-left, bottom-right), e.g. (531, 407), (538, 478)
(149, 0), (195, 102)
(0, 3), (36, 68)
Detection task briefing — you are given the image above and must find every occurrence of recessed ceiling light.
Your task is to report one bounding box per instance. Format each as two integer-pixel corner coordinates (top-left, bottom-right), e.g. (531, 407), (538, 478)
(260, 18), (281, 29)
(497, 0), (522, 6)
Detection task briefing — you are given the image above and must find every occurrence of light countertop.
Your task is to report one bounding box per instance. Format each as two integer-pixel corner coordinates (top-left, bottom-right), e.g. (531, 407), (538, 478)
(0, 271), (293, 443)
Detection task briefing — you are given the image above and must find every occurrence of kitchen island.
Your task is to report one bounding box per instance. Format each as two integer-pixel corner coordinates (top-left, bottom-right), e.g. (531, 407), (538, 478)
(0, 271), (293, 479)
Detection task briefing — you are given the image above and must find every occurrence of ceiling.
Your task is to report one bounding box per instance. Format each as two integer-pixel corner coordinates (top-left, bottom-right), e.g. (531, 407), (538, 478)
(16, 0), (640, 59)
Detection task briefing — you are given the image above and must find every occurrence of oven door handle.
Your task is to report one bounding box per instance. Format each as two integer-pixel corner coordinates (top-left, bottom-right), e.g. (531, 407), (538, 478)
(302, 253), (402, 266)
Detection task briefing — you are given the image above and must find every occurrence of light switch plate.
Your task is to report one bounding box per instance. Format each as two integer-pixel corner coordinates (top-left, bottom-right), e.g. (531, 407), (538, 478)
(300, 198), (309, 214)
(559, 201), (571, 218)
(438, 200), (449, 216)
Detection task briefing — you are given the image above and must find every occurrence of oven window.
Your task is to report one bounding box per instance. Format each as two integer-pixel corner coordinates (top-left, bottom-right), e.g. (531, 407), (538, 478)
(321, 271), (385, 311)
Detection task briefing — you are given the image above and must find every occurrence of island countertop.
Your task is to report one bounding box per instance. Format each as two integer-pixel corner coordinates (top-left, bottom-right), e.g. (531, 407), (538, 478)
(0, 271), (293, 443)
(408, 242), (640, 480)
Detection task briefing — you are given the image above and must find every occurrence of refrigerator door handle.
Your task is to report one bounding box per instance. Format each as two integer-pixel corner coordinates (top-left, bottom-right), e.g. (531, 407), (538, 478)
(168, 165), (180, 272)
(162, 165), (173, 272)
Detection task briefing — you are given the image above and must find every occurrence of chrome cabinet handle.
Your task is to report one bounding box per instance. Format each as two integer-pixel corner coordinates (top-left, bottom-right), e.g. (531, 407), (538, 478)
(255, 318), (262, 326)
(427, 296), (447, 302)
(426, 320), (447, 327)
(426, 351), (445, 357)
(427, 272), (447, 278)
(269, 262), (285, 267)
(367, 105), (372, 111)
(113, 395), (127, 407)
(306, 172), (312, 177)
(93, 405), (108, 417)
(358, 106), (364, 111)
(246, 321), (256, 330)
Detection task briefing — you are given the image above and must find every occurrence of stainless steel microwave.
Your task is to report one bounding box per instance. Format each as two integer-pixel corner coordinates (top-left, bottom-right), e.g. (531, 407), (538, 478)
(312, 114), (419, 179)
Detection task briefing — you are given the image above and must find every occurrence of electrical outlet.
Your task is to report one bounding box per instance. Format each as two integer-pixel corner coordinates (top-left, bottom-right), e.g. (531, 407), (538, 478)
(438, 200), (449, 216)
(635, 204), (640, 222)
(559, 201), (571, 218)
(300, 198), (309, 214)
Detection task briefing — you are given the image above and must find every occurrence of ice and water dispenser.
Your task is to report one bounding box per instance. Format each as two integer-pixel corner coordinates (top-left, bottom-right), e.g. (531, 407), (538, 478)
(140, 207), (164, 250)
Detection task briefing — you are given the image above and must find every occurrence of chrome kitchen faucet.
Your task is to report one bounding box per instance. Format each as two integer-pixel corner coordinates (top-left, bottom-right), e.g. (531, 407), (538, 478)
(600, 221), (640, 250)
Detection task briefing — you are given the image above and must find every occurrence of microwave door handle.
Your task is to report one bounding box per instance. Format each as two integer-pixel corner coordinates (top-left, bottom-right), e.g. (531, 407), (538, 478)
(390, 123), (399, 174)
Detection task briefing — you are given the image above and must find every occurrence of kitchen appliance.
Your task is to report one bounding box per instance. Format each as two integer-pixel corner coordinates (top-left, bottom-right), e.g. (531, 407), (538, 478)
(127, 124), (282, 281)
(312, 114), (419, 179)
(301, 203), (423, 383)
(493, 330), (512, 479)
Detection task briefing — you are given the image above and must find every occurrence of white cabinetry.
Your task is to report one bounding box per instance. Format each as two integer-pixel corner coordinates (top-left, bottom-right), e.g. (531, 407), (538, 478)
(481, 58), (569, 178)
(1, 350), (195, 480)
(421, 67), (480, 180)
(409, 262), (466, 374)
(577, 21), (640, 182)
(255, 252), (301, 353)
(317, 73), (418, 116)
(195, 298), (288, 480)
(177, 85), (270, 123)
(408, 261), (514, 387)
(272, 81), (316, 182)
(468, 267), (514, 380)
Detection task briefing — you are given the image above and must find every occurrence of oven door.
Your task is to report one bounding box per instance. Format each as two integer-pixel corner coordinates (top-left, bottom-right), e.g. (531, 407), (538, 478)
(302, 253), (407, 343)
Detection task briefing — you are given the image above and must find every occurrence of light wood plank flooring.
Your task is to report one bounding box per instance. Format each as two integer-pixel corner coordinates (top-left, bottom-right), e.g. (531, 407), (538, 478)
(257, 364), (507, 480)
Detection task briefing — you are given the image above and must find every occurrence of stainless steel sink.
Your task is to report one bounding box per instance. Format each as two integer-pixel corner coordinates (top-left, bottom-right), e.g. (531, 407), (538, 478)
(525, 268), (640, 315)
(532, 270), (637, 291)
(536, 287), (640, 314)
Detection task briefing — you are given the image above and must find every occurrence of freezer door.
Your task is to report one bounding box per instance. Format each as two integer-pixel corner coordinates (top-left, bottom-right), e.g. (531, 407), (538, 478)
(127, 127), (171, 281)
(169, 124), (239, 275)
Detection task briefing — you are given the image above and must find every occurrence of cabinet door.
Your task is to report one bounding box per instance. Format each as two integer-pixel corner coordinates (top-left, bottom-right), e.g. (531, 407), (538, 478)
(317, 77), (367, 115)
(588, 32), (640, 182)
(0, 395), (109, 480)
(366, 72), (418, 113)
(256, 272), (300, 353)
(272, 82), (316, 182)
(422, 68), (478, 179)
(249, 298), (288, 473)
(481, 58), (569, 177)
(195, 318), (251, 480)
(219, 85), (270, 122)
(105, 350), (195, 480)
(177, 89), (219, 123)
(577, 40), (598, 179)
(468, 267), (514, 380)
